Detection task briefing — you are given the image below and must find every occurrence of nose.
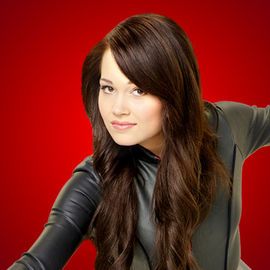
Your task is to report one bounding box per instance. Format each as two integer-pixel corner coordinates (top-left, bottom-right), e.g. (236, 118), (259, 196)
(112, 94), (130, 116)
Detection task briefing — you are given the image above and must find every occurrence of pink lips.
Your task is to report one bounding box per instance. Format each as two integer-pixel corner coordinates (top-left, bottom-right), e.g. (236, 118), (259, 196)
(111, 121), (137, 130)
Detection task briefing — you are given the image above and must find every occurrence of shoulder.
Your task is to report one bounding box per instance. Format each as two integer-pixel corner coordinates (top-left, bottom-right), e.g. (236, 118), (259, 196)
(52, 155), (102, 217)
(204, 100), (253, 119)
(203, 100), (239, 132)
(55, 155), (102, 208)
(213, 100), (267, 133)
(72, 155), (101, 184)
(214, 100), (254, 117)
(205, 100), (254, 130)
(209, 100), (270, 159)
(203, 100), (249, 151)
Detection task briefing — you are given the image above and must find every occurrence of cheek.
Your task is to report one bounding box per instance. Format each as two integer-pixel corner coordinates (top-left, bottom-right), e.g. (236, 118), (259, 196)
(139, 101), (163, 127)
(98, 94), (107, 118)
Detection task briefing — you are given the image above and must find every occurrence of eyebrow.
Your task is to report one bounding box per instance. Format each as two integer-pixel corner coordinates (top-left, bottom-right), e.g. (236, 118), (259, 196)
(100, 78), (133, 85)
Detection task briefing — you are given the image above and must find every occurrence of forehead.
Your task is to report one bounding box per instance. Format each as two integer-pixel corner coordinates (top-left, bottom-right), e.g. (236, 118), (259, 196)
(100, 49), (132, 86)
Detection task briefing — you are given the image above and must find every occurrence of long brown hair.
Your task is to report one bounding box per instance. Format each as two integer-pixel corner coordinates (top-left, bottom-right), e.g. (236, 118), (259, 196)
(81, 13), (231, 270)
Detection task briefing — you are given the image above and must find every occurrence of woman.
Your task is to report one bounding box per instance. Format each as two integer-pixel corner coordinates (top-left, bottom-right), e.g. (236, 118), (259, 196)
(8, 13), (270, 270)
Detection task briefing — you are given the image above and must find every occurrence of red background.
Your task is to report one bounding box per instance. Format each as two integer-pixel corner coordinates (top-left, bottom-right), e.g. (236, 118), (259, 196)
(1, 0), (269, 269)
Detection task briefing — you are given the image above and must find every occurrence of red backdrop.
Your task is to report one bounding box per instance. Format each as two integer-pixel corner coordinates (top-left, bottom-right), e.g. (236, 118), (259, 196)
(1, 1), (269, 269)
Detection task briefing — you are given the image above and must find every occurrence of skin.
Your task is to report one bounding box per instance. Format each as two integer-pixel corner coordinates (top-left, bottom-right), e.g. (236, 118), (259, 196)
(98, 48), (164, 157)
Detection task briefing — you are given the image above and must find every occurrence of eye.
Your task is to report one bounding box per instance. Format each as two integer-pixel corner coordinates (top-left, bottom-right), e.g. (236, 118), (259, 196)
(100, 85), (114, 94)
(132, 88), (146, 96)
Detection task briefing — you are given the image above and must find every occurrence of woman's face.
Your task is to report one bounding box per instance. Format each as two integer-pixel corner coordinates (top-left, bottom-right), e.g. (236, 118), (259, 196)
(98, 48), (164, 156)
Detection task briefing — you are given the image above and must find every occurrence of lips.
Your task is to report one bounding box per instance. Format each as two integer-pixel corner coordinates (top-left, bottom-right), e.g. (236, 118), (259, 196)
(111, 121), (137, 130)
(111, 121), (136, 125)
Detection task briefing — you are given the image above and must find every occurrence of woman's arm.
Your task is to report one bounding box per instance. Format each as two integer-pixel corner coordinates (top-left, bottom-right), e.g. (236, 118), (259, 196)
(215, 101), (270, 159)
(8, 157), (101, 270)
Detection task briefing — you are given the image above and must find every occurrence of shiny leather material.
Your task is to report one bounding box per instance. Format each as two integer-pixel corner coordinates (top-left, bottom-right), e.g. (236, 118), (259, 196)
(8, 101), (270, 270)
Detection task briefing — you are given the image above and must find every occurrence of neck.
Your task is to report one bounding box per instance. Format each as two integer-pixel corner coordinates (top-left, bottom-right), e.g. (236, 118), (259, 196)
(139, 138), (164, 158)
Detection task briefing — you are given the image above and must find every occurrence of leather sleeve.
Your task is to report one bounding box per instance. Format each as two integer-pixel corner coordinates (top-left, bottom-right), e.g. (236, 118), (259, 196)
(8, 157), (101, 270)
(215, 101), (270, 159)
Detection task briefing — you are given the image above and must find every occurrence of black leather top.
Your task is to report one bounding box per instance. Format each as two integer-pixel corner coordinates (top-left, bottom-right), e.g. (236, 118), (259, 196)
(8, 101), (270, 270)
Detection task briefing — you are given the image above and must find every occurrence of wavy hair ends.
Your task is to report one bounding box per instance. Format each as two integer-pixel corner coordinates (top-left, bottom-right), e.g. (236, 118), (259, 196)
(81, 13), (231, 270)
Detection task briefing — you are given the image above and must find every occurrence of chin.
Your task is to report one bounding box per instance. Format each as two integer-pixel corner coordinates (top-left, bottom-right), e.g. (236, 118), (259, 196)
(112, 138), (137, 147)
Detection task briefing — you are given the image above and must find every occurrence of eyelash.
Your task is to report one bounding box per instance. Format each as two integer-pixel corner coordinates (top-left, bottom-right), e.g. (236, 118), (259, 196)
(99, 85), (146, 96)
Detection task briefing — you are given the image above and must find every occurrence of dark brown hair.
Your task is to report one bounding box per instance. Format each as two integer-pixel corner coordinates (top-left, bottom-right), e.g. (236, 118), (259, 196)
(81, 13), (231, 270)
